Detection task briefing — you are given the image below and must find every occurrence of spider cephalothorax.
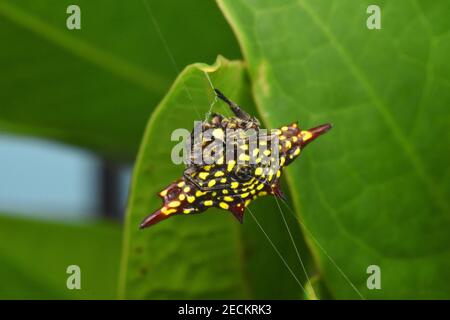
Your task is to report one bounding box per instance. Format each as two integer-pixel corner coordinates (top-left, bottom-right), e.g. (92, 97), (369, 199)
(140, 89), (331, 228)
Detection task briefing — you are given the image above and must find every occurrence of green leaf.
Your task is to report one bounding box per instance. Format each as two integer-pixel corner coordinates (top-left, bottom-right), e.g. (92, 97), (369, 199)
(218, 0), (450, 299)
(119, 56), (313, 299)
(0, 214), (122, 299)
(0, 0), (240, 159)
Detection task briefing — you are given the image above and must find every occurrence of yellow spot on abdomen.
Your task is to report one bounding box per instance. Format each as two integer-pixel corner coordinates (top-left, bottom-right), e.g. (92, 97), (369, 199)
(198, 172), (209, 180)
(301, 131), (313, 141)
(208, 179), (216, 187)
(212, 128), (224, 139)
(168, 201), (181, 208)
(162, 208), (177, 215)
(227, 160), (236, 172)
(219, 202), (229, 210)
(238, 153), (250, 162)
(239, 144), (249, 151)
(196, 190), (206, 197)
(204, 200), (213, 206)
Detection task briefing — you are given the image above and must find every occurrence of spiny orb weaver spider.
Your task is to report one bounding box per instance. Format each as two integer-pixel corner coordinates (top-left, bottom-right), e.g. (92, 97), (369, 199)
(140, 89), (331, 228)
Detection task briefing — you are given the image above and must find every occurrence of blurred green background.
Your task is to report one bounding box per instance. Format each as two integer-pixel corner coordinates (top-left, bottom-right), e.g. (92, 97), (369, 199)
(0, 0), (448, 299)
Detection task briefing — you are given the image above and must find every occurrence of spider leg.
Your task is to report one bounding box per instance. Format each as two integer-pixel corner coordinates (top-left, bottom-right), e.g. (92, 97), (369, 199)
(183, 172), (233, 192)
(183, 172), (205, 191)
(214, 88), (252, 122)
(203, 183), (233, 191)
